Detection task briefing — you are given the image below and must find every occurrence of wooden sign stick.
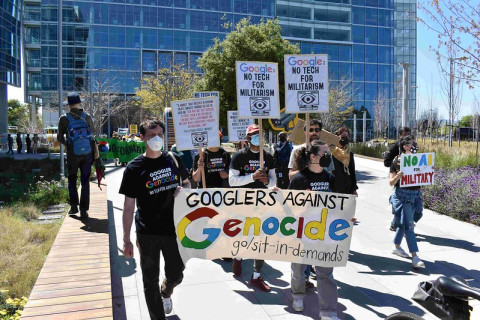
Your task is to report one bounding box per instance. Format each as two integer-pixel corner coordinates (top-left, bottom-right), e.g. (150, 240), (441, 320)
(199, 148), (207, 188)
(258, 120), (264, 170)
(306, 113), (310, 147)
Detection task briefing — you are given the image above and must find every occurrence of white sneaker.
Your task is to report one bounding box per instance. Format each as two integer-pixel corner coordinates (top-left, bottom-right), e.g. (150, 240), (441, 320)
(392, 246), (410, 258)
(292, 298), (304, 312)
(412, 256), (425, 268)
(163, 296), (172, 314)
(320, 315), (341, 320)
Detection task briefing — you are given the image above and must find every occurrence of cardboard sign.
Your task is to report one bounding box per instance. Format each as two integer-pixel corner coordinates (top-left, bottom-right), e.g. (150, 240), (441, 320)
(194, 91), (219, 98)
(174, 188), (356, 267)
(227, 111), (254, 142)
(285, 54), (329, 114)
(235, 61), (280, 119)
(400, 153), (435, 187)
(129, 124), (138, 135)
(171, 97), (220, 151)
(319, 130), (341, 150)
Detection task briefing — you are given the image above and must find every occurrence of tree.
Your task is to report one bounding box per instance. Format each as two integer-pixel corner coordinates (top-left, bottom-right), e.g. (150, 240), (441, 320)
(135, 65), (199, 117)
(458, 115), (473, 127)
(373, 92), (389, 139)
(7, 99), (27, 127)
(195, 18), (299, 129)
(314, 78), (354, 133)
(418, 0), (480, 87)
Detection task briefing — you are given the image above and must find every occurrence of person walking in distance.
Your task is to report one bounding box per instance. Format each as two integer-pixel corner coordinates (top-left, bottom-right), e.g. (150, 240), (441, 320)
(273, 131), (292, 189)
(26, 134), (32, 153)
(57, 92), (95, 219)
(229, 123), (276, 291)
(16, 133), (22, 154)
(120, 119), (190, 319)
(32, 133), (40, 154)
(7, 134), (14, 155)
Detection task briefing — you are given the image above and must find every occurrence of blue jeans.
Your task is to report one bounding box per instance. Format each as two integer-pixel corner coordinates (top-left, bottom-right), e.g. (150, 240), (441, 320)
(390, 187), (423, 253)
(67, 154), (92, 211)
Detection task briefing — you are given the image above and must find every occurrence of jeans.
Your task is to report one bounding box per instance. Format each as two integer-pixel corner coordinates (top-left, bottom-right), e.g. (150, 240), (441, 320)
(137, 233), (185, 320)
(291, 263), (338, 317)
(67, 154), (92, 211)
(7, 144), (13, 154)
(390, 187), (423, 253)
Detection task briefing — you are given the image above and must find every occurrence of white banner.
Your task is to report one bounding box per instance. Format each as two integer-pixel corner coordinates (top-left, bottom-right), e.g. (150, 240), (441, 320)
(174, 188), (356, 267)
(194, 91), (219, 98)
(171, 97), (220, 151)
(400, 152), (435, 187)
(227, 111), (254, 142)
(285, 54), (329, 113)
(235, 61), (280, 119)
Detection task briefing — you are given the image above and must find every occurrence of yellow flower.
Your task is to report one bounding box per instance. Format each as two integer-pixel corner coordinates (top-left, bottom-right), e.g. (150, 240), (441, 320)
(21, 297), (27, 302)
(0, 309), (7, 315)
(5, 298), (13, 304)
(15, 310), (21, 315)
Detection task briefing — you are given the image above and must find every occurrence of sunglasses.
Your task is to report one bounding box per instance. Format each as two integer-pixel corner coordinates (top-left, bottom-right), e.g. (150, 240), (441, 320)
(309, 128), (321, 133)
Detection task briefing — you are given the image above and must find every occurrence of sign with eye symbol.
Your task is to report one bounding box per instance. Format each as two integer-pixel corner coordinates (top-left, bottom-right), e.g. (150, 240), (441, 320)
(227, 111), (254, 142)
(171, 97), (220, 151)
(284, 54), (329, 114)
(236, 61), (280, 119)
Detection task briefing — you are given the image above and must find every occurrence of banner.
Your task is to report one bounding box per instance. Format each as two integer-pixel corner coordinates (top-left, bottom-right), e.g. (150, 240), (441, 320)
(284, 54), (329, 113)
(227, 111), (254, 142)
(174, 188), (356, 267)
(400, 152), (435, 187)
(194, 91), (219, 98)
(96, 138), (146, 162)
(171, 97), (220, 151)
(236, 61), (280, 119)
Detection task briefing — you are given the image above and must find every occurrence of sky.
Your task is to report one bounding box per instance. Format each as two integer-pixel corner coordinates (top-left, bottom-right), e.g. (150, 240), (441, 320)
(8, 4), (478, 122)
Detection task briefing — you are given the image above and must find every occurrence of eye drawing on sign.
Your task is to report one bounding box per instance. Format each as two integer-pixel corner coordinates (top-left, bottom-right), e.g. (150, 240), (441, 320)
(237, 130), (246, 140)
(191, 132), (209, 147)
(249, 97), (271, 115)
(297, 91), (319, 111)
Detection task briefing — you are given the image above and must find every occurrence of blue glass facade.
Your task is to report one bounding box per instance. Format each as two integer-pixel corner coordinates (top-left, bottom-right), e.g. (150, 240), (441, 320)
(1, 0), (22, 87)
(23, 0), (415, 136)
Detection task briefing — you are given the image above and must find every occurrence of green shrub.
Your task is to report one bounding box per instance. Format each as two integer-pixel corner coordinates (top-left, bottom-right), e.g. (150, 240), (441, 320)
(26, 180), (69, 211)
(350, 143), (387, 158)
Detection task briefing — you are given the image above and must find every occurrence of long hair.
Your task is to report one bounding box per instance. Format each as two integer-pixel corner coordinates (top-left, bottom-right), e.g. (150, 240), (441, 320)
(293, 140), (326, 170)
(399, 135), (415, 153)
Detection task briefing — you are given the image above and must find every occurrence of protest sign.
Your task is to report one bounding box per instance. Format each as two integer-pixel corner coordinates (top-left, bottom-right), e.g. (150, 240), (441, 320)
(194, 91), (219, 98)
(174, 188), (356, 267)
(400, 152), (435, 187)
(319, 130), (341, 149)
(284, 54), (329, 114)
(96, 138), (146, 161)
(171, 97), (220, 151)
(235, 61), (280, 119)
(227, 111), (254, 142)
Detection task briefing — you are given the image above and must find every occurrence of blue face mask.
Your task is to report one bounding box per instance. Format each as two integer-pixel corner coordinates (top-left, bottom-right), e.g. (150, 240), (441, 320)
(250, 134), (260, 146)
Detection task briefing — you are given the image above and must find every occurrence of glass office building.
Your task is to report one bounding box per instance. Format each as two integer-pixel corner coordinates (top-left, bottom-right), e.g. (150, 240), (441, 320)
(1, 0), (22, 87)
(23, 0), (415, 137)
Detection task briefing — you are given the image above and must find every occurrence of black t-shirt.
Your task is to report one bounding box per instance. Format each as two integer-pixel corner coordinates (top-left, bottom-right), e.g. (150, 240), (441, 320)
(119, 152), (189, 236)
(289, 168), (335, 192)
(390, 154), (420, 190)
(193, 148), (231, 188)
(230, 147), (275, 189)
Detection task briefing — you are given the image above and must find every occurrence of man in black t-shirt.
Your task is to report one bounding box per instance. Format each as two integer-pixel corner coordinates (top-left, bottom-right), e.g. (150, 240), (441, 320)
(119, 119), (190, 320)
(229, 123), (276, 292)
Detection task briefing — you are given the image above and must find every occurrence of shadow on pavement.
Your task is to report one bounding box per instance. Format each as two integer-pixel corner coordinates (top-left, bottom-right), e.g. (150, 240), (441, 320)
(337, 280), (426, 319)
(416, 233), (480, 253)
(70, 215), (109, 234)
(348, 251), (427, 276)
(356, 170), (382, 183)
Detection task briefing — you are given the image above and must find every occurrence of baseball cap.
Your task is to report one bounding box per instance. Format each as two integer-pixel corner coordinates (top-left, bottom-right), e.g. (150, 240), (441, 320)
(246, 124), (260, 135)
(67, 92), (82, 105)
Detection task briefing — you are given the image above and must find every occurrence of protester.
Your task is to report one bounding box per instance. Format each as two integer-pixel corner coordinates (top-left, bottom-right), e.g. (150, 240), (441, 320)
(389, 135), (425, 269)
(57, 92), (95, 219)
(120, 119), (190, 319)
(331, 126), (358, 195)
(384, 126), (411, 231)
(7, 134), (14, 155)
(16, 133), (22, 154)
(288, 141), (341, 320)
(288, 119), (323, 180)
(32, 133), (40, 154)
(229, 123), (276, 291)
(25, 134), (32, 153)
(171, 144), (195, 187)
(273, 131), (292, 189)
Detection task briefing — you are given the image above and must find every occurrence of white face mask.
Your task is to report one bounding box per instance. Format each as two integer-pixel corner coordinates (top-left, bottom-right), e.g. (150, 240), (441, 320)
(147, 136), (164, 152)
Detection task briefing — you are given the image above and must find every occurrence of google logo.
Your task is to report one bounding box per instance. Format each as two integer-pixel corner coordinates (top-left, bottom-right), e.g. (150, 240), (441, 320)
(239, 63), (276, 73)
(177, 207), (350, 250)
(287, 56), (325, 66)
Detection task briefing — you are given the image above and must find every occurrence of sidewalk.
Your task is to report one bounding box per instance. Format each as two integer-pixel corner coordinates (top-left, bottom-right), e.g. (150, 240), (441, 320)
(106, 156), (480, 320)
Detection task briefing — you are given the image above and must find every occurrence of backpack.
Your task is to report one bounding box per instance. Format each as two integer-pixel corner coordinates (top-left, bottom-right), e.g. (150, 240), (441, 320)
(66, 112), (92, 155)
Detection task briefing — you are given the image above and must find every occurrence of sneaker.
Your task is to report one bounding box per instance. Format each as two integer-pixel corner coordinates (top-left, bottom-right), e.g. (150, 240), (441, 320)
(68, 206), (79, 216)
(249, 275), (271, 292)
(80, 210), (89, 219)
(162, 296), (172, 314)
(412, 256), (425, 268)
(392, 247), (409, 258)
(292, 298), (304, 312)
(320, 316), (341, 320)
(390, 224), (397, 231)
(232, 259), (242, 276)
(305, 280), (315, 290)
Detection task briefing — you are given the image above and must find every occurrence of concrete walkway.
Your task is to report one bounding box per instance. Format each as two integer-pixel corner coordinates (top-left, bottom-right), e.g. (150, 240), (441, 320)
(106, 156), (480, 320)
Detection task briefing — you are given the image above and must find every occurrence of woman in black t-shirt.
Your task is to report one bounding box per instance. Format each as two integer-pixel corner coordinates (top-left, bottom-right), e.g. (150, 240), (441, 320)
(288, 142), (340, 319)
(192, 146), (231, 188)
(389, 135), (425, 269)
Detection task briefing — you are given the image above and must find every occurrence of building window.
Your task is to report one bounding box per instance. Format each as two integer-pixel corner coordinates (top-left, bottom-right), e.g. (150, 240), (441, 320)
(142, 51), (156, 72)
